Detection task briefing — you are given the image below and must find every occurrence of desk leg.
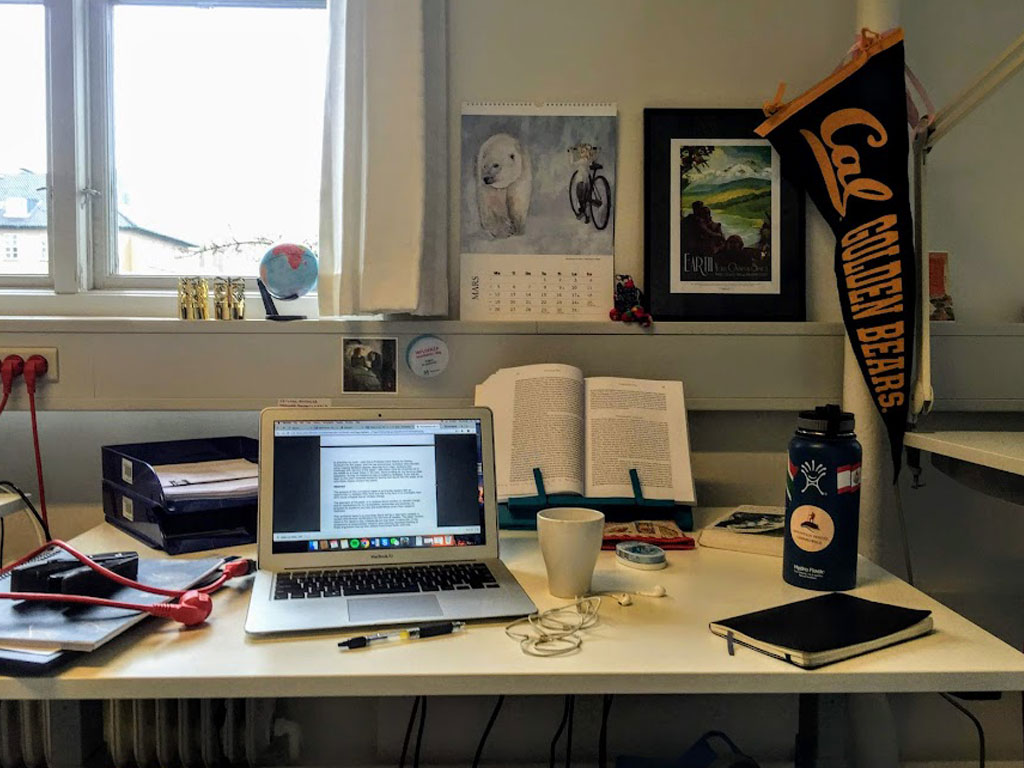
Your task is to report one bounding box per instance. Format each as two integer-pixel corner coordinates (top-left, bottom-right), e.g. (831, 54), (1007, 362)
(795, 693), (851, 768)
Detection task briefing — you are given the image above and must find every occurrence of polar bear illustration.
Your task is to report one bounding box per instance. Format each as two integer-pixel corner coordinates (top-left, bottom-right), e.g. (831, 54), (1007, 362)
(475, 133), (532, 239)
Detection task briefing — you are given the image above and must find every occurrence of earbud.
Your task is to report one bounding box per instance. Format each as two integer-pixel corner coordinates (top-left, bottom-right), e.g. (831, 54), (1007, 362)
(595, 585), (667, 606)
(640, 585), (667, 598)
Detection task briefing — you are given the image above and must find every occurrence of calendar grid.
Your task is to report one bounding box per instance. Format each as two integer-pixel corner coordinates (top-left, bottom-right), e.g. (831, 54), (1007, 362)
(461, 254), (612, 322)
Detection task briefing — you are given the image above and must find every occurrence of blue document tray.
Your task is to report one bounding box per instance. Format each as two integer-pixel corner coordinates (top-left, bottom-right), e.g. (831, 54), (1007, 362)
(498, 468), (693, 531)
(101, 437), (258, 555)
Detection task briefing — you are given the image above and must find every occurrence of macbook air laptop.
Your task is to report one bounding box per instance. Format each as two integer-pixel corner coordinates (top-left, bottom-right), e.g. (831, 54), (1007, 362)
(245, 407), (536, 634)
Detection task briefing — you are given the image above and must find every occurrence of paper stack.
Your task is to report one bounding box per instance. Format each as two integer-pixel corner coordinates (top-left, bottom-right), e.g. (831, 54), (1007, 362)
(152, 458), (258, 501)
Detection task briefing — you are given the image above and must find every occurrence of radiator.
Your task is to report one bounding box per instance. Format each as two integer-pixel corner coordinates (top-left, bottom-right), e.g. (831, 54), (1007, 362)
(0, 698), (289, 768)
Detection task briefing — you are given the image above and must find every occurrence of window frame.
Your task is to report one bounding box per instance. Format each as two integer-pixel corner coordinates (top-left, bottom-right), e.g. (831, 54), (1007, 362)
(0, 0), (324, 318)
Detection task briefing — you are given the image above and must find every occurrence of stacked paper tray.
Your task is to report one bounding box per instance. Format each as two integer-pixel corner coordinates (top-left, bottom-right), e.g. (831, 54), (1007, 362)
(101, 437), (259, 555)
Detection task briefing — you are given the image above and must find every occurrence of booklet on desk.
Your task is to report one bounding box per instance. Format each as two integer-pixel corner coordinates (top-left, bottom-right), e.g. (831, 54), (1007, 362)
(698, 506), (786, 557)
(0, 547), (222, 652)
(476, 364), (696, 504)
(709, 592), (934, 669)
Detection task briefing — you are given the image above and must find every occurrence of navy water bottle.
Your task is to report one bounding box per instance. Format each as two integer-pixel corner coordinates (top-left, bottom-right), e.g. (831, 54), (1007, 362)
(783, 404), (862, 591)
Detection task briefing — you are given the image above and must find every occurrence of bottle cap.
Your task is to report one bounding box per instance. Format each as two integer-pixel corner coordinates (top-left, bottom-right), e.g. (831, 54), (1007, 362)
(797, 404), (855, 436)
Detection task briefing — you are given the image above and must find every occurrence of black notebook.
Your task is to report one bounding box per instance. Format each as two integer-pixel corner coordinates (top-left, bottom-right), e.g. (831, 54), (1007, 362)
(709, 592), (933, 669)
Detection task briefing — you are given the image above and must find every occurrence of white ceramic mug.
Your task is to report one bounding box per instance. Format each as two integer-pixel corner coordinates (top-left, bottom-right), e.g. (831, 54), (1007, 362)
(536, 507), (605, 598)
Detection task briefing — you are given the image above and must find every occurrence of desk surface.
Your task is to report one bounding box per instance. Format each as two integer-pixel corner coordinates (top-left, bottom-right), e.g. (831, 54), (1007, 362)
(3, 522), (1024, 700)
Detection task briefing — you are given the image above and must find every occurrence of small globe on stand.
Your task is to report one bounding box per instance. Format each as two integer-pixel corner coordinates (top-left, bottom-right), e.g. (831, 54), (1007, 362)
(257, 243), (319, 321)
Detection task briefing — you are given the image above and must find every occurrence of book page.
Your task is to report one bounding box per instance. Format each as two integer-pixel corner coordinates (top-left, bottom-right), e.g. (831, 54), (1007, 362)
(583, 378), (696, 503)
(475, 364), (585, 501)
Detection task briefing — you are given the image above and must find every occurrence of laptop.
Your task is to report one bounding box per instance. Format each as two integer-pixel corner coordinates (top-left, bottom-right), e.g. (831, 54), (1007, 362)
(245, 407), (536, 634)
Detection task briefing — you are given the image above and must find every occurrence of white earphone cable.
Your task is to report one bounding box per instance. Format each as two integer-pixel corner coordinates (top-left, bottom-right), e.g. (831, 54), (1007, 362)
(505, 596), (602, 657)
(505, 587), (667, 657)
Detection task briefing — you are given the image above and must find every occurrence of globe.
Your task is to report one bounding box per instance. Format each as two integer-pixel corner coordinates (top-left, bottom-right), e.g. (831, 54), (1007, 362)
(258, 243), (318, 300)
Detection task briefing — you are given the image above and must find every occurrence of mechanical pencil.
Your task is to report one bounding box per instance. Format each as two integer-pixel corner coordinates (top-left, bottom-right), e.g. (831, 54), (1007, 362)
(338, 620), (466, 650)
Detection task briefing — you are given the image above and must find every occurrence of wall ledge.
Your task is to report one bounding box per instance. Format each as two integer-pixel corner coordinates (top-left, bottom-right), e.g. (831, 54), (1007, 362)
(0, 316), (845, 336)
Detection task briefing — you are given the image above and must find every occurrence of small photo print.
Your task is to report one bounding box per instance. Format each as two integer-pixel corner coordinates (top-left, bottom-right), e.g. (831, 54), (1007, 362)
(342, 338), (397, 394)
(669, 139), (780, 295)
(461, 110), (617, 256)
(714, 510), (785, 536)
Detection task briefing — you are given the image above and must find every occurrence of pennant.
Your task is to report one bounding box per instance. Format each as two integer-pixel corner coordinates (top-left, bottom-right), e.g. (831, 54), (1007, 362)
(756, 29), (915, 476)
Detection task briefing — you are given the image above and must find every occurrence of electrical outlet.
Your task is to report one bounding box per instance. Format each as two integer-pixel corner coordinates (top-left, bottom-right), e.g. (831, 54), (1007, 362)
(0, 348), (59, 383)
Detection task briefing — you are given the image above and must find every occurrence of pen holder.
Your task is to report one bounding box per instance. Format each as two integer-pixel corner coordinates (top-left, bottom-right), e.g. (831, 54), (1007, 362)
(177, 277), (210, 320)
(214, 277), (246, 320)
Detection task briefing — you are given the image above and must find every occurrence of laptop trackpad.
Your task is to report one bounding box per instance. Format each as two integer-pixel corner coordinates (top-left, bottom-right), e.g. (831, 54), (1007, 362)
(348, 594), (443, 623)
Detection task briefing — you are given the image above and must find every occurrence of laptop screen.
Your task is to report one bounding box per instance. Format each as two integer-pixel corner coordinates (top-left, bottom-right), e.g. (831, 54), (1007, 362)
(270, 418), (486, 554)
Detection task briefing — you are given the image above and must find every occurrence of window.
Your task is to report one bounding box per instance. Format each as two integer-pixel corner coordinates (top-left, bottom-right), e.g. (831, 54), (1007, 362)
(0, 0), (328, 314)
(0, 2), (48, 280)
(102, 1), (328, 283)
(3, 234), (19, 262)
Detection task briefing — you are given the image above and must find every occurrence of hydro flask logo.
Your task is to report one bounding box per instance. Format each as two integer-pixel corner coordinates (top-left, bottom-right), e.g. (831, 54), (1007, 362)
(800, 460), (827, 495)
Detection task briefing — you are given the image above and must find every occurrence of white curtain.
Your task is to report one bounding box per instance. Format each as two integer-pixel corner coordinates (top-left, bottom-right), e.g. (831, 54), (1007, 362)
(319, 0), (448, 316)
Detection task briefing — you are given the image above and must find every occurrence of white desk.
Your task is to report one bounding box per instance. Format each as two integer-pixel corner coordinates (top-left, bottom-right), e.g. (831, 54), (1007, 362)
(3, 523), (1024, 701)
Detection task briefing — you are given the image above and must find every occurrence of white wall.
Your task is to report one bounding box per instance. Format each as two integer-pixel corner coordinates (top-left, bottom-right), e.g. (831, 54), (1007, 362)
(900, 2), (1024, 761)
(446, 0), (850, 321)
(904, 0), (1024, 323)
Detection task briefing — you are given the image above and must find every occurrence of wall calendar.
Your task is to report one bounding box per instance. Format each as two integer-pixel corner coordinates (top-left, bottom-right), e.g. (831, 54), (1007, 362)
(460, 254), (612, 321)
(459, 101), (617, 322)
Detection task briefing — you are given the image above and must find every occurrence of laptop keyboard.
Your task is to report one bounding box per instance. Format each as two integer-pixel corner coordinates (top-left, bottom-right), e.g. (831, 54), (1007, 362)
(273, 562), (499, 600)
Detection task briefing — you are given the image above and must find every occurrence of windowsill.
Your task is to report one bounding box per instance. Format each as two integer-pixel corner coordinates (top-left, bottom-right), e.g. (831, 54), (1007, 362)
(0, 311), (847, 336)
(0, 287), (320, 320)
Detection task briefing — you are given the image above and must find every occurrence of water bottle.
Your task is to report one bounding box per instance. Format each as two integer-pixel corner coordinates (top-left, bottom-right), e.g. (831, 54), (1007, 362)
(783, 404), (862, 591)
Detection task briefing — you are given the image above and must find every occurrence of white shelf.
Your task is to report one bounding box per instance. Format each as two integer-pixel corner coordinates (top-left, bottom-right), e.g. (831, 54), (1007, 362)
(0, 493), (25, 519)
(0, 316), (844, 337)
(905, 431), (1024, 477)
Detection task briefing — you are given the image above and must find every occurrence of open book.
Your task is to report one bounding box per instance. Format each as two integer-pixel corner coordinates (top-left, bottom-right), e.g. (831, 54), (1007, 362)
(475, 364), (696, 504)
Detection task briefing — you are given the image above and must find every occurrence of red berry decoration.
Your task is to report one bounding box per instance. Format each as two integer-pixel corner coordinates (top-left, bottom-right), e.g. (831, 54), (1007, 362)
(610, 274), (653, 327)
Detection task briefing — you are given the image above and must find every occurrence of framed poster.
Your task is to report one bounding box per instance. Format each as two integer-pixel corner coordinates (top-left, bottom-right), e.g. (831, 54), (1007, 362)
(644, 109), (805, 321)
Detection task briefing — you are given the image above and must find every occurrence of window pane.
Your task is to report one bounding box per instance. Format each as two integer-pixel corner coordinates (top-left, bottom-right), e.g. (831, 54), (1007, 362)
(112, 4), (327, 277)
(0, 3), (49, 277)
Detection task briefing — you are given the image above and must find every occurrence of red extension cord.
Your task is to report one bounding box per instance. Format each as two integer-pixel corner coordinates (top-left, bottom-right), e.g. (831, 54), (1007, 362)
(23, 355), (48, 528)
(0, 539), (253, 626)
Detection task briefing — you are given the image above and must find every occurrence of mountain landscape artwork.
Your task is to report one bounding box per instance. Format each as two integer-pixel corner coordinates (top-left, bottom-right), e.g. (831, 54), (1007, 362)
(674, 140), (777, 289)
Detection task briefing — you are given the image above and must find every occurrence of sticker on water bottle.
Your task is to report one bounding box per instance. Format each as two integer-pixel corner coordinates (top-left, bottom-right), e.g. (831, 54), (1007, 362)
(789, 505), (835, 552)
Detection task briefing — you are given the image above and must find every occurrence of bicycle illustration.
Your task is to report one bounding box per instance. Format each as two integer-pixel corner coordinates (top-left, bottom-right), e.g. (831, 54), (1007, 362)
(567, 143), (612, 231)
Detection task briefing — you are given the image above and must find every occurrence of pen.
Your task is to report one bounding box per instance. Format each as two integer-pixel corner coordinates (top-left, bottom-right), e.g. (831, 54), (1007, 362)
(338, 621), (466, 650)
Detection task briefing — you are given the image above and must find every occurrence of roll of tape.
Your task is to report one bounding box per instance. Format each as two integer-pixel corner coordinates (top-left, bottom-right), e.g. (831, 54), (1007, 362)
(615, 541), (667, 570)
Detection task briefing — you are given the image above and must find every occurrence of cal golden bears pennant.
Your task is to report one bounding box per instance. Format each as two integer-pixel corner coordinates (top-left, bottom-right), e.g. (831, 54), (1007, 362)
(756, 29), (914, 476)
